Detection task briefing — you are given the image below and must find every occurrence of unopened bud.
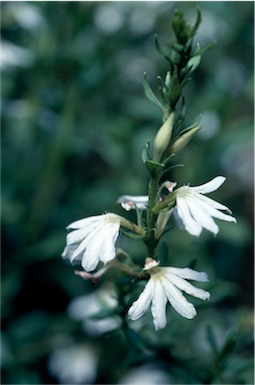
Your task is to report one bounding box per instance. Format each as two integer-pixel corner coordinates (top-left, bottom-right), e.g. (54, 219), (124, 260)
(169, 125), (201, 154)
(153, 112), (175, 162)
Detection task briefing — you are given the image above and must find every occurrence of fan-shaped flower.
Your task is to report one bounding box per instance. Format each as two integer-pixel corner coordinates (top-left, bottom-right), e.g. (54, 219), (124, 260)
(128, 258), (210, 330)
(62, 213), (121, 272)
(174, 176), (236, 236)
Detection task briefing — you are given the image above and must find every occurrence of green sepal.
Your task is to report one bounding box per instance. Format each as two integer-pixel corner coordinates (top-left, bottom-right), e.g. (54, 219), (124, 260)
(145, 159), (165, 175)
(169, 124), (201, 154)
(120, 228), (143, 240)
(141, 141), (152, 164)
(143, 72), (163, 111)
(178, 119), (201, 137)
(162, 163), (184, 175)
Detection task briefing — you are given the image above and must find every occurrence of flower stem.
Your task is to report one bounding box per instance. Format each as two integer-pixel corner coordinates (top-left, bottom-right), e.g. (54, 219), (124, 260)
(145, 171), (161, 258)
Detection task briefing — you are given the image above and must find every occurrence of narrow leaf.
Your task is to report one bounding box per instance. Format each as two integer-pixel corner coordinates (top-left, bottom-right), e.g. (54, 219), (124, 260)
(191, 8), (202, 35)
(143, 73), (162, 111)
(154, 34), (172, 62)
(193, 41), (216, 56)
(120, 229), (143, 240)
(187, 55), (201, 72)
(206, 324), (219, 354)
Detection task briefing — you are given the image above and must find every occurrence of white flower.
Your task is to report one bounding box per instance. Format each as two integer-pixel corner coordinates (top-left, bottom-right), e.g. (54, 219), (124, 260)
(174, 176), (236, 236)
(62, 213), (120, 272)
(117, 195), (148, 211)
(128, 258), (210, 330)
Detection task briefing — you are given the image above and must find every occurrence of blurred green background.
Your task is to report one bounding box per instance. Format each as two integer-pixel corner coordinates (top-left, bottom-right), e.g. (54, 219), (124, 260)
(1, 1), (254, 384)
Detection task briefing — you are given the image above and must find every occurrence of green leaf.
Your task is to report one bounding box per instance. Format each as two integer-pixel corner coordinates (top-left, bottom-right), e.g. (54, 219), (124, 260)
(145, 159), (165, 175)
(143, 72), (163, 111)
(162, 163), (184, 175)
(120, 228), (143, 240)
(193, 41), (216, 56)
(125, 328), (149, 353)
(206, 324), (219, 355)
(187, 55), (201, 72)
(141, 141), (152, 164)
(173, 97), (186, 137)
(219, 328), (239, 359)
(167, 38), (183, 53)
(169, 65), (182, 107)
(89, 308), (117, 320)
(154, 34), (172, 63)
(191, 8), (202, 35)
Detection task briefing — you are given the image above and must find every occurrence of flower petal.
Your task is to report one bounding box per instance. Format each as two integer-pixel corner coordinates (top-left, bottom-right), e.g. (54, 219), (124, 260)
(167, 267), (209, 282)
(67, 226), (95, 245)
(191, 176), (226, 194)
(198, 200), (237, 223)
(128, 279), (155, 321)
(176, 196), (202, 236)
(166, 273), (210, 300)
(67, 215), (102, 230)
(99, 222), (119, 263)
(151, 278), (167, 330)
(186, 196), (219, 235)
(196, 193), (232, 213)
(161, 277), (197, 319)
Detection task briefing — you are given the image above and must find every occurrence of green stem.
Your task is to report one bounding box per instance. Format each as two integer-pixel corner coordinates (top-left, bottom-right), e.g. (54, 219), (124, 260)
(146, 171), (161, 258)
(153, 191), (176, 213)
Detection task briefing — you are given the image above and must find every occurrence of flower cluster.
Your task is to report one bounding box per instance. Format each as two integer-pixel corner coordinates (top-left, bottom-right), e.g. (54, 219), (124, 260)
(62, 176), (236, 330)
(61, 11), (237, 331)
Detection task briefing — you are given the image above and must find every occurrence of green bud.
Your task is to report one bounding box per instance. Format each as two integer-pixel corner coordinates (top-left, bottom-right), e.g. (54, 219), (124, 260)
(153, 112), (175, 162)
(169, 124), (201, 154)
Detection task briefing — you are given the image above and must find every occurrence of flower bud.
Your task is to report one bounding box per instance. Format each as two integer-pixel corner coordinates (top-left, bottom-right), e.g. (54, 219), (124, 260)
(153, 112), (175, 162)
(169, 124), (201, 154)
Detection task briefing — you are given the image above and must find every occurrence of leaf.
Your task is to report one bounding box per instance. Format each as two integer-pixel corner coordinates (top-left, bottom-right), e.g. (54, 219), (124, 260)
(193, 41), (216, 56)
(162, 163), (184, 175)
(89, 308), (117, 320)
(120, 228), (143, 240)
(186, 55), (201, 73)
(191, 8), (202, 36)
(167, 38), (183, 53)
(206, 324), (219, 354)
(219, 328), (239, 359)
(169, 65), (182, 107)
(125, 328), (149, 353)
(143, 72), (163, 111)
(154, 34), (172, 63)
(141, 141), (152, 164)
(145, 159), (165, 175)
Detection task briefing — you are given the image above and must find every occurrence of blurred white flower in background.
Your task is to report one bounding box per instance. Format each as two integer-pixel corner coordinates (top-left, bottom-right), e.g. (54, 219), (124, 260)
(1, 41), (34, 70)
(119, 363), (171, 384)
(7, 2), (46, 31)
(48, 344), (97, 384)
(67, 284), (120, 336)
